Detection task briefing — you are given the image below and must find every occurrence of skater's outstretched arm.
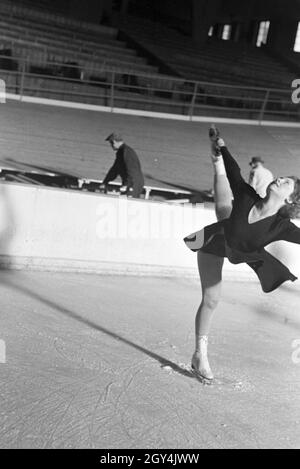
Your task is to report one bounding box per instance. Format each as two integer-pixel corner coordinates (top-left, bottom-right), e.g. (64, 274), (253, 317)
(280, 220), (300, 244)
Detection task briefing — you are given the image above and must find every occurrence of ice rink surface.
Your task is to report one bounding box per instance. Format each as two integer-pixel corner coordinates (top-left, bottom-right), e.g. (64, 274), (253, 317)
(0, 270), (299, 449)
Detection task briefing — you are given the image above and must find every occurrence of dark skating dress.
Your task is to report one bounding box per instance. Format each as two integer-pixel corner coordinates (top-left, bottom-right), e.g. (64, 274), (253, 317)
(184, 146), (300, 293)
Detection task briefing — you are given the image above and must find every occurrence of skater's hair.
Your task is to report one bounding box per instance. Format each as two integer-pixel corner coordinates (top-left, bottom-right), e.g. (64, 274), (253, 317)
(279, 176), (300, 219)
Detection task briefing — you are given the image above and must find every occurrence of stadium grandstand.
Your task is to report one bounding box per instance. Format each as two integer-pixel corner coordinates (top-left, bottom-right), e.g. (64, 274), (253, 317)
(1, 99), (300, 199)
(0, 0), (300, 199)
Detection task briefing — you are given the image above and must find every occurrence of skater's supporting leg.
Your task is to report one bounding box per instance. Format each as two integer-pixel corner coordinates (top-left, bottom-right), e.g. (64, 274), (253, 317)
(192, 250), (224, 381)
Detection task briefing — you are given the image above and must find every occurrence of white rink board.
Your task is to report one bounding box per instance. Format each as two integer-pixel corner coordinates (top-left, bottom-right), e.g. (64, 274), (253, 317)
(0, 181), (299, 282)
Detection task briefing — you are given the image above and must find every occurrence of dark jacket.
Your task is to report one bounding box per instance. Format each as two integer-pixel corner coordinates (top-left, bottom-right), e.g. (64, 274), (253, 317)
(103, 143), (144, 189)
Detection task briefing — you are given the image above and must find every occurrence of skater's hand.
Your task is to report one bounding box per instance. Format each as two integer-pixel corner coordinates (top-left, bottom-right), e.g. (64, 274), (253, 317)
(216, 138), (225, 147)
(209, 125), (225, 147)
(211, 142), (221, 158)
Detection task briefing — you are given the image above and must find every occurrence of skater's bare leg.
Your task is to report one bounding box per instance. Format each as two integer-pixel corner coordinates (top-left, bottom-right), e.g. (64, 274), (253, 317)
(212, 157), (232, 221)
(209, 125), (232, 221)
(192, 251), (224, 381)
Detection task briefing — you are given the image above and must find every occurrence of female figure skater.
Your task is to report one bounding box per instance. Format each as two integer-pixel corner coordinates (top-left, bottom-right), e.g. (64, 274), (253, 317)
(184, 126), (300, 382)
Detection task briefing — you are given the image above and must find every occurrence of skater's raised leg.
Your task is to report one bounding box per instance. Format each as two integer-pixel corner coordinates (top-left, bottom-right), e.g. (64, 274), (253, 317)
(209, 126), (232, 221)
(212, 155), (232, 221)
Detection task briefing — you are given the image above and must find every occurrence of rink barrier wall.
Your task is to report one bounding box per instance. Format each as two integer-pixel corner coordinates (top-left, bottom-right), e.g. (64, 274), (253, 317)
(0, 181), (300, 284)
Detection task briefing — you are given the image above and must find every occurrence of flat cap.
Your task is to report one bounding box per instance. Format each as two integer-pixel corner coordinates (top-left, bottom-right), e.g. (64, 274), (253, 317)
(249, 156), (264, 165)
(105, 132), (123, 142)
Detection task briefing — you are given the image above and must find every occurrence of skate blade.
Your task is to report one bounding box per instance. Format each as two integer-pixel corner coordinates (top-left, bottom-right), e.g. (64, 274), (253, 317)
(191, 365), (213, 385)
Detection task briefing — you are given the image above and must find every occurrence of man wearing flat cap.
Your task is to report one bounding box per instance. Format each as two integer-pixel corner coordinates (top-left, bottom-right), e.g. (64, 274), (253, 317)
(248, 156), (273, 198)
(100, 133), (144, 198)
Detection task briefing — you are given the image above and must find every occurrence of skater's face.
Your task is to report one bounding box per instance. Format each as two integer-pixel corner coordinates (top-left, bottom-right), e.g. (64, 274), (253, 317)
(267, 177), (295, 202)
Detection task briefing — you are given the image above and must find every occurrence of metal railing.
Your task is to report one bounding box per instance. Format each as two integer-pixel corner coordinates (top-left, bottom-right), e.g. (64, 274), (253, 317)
(0, 53), (299, 121)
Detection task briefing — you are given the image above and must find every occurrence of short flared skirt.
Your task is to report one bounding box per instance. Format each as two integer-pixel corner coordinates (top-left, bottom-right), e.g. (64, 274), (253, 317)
(184, 222), (297, 293)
